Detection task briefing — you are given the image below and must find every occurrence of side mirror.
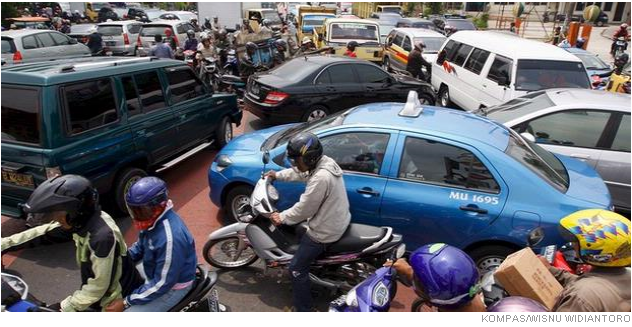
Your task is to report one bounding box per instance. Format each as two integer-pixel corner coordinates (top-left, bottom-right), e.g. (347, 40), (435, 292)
(520, 132), (536, 143)
(527, 227), (545, 247)
(262, 151), (270, 165)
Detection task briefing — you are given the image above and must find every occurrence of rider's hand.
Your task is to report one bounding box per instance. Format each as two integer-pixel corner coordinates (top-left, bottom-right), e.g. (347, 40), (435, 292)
(270, 212), (282, 226)
(105, 299), (125, 312)
(264, 170), (277, 180)
(384, 258), (414, 282)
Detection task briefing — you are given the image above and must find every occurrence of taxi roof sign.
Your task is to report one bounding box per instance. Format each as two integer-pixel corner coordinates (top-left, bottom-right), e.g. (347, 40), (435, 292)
(398, 90), (423, 118)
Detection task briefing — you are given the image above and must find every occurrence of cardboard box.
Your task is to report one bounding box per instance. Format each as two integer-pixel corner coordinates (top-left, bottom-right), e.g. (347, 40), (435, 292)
(493, 247), (563, 310)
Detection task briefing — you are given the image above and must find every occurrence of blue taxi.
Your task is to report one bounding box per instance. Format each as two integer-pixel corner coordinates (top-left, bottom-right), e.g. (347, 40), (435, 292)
(208, 92), (611, 269)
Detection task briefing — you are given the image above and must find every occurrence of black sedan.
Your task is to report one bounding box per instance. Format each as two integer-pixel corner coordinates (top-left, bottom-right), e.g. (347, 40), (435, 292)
(244, 56), (436, 123)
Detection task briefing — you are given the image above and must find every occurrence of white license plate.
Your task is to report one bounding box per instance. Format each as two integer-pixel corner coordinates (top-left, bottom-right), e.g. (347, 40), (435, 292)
(106, 41), (116, 46)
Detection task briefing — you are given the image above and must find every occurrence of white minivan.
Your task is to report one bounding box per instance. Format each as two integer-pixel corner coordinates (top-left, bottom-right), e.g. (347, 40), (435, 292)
(431, 31), (591, 111)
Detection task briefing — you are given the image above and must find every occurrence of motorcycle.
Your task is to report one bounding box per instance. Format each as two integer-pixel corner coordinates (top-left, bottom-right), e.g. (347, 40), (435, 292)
(612, 37), (628, 58)
(203, 152), (406, 294)
(2, 265), (223, 312)
(591, 75), (608, 91)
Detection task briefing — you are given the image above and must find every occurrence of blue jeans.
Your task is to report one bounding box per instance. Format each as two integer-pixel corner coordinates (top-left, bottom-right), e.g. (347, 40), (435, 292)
(289, 234), (327, 312)
(125, 283), (193, 312)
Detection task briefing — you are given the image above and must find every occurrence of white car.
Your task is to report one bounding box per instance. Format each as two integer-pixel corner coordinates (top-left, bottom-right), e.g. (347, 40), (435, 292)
(1, 30), (91, 65)
(478, 88), (630, 215)
(432, 31), (591, 111)
(383, 27), (447, 75)
(136, 20), (198, 56)
(159, 11), (198, 22)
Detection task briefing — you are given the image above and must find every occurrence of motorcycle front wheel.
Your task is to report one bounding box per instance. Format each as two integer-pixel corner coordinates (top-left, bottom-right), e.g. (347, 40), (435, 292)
(203, 236), (259, 269)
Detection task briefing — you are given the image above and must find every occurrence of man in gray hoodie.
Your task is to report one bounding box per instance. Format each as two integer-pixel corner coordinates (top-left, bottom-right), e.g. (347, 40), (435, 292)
(266, 132), (351, 311)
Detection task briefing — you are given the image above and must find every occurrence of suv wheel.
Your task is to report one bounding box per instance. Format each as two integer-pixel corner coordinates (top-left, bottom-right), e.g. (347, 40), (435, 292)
(215, 117), (233, 149)
(113, 167), (148, 215)
(304, 105), (328, 122)
(438, 85), (453, 107)
(469, 245), (516, 273)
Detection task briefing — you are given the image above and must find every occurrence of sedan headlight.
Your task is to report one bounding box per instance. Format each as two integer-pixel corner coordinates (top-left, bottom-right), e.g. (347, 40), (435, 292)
(215, 155), (233, 172)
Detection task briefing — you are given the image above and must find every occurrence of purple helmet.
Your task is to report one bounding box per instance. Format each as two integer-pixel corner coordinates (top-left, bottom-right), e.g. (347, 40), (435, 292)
(487, 297), (548, 312)
(409, 243), (479, 309)
(125, 177), (169, 230)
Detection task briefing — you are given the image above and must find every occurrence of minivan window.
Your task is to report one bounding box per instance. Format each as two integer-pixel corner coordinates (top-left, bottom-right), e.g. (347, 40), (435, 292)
(64, 79), (118, 135)
(134, 71), (166, 112)
(165, 69), (206, 104)
(1, 39), (14, 53)
(22, 35), (39, 49)
(50, 33), (70, 45)
(441, 40), (459, 62)
(487, 55), (513, 85)
(515, 60), (591, 91)
(1, 87), (41, 145)
(464, 48), (490, 74)
(36, 33), (56, 47)
(452, 44), (473, 66)
(98, 25), (124, 36)
(140, 26), (172, 37)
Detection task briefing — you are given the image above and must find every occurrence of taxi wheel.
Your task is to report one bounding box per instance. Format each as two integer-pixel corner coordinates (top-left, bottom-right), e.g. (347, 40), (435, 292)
(469, 245), (515, 273)
(113, 167), (148, 215)
(303, 105), (329, 122)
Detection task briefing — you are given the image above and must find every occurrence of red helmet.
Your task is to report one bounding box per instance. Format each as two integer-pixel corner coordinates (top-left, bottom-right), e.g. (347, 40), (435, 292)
(164, 28), (173, 36)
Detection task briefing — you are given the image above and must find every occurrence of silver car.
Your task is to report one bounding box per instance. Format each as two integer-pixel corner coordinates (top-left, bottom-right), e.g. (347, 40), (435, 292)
(478, 89), (631, 215)
(97, 20), (144, 56)
(136, 20), (198, 56)
(1, 30), (91, 65)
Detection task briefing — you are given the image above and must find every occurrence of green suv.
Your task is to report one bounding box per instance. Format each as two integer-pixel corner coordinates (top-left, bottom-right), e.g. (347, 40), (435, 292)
(1, 57), (242, 217)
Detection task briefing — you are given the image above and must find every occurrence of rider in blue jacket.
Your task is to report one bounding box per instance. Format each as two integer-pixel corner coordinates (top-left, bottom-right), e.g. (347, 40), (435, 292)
(106, 177), (197, 312)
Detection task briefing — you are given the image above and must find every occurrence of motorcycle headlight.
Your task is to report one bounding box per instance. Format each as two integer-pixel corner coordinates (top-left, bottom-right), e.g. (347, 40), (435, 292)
(395, 244), (406, 259)
(371, 281), (390, 308)
(215, 155), (232, 172)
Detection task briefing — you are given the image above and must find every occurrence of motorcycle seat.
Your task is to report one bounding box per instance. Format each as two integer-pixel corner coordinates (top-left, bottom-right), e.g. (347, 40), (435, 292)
(327, 224), (387, 254)
(169, 265), (216, 312)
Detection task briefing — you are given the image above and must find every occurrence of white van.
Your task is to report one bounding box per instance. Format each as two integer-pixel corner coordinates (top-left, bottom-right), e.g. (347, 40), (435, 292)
(431, 31), (591, 110)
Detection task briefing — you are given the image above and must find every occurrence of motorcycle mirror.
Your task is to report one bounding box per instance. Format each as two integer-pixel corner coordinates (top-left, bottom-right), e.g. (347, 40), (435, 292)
(262, 151), (270, 165)
(527, 227), (545, 247)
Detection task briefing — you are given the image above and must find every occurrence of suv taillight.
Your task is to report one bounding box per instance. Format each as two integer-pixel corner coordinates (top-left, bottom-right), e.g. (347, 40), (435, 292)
(13, 51), (23, 63)
(123, 33), (130, 45)
(137, 34), (142, 46)
(264, 91), (289, 105)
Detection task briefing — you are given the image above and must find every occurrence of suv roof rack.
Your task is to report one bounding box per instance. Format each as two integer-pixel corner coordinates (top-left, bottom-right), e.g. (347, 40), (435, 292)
(59, 57), (159, 73)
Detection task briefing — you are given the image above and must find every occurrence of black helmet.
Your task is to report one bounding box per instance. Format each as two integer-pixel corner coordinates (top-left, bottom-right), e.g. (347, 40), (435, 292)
(23, 175), (98, 229)
(347, 41), (358, 50)
(186, 29), (195, 38)
(275, 39), (287, 51)
(614, 53), (629, 70)
(286, 133), (323, 171)
(245, 42), (257, 53)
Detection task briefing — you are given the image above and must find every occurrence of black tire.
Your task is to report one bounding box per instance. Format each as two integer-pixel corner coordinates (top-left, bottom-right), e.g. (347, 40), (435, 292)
(383, 56), (392, 72)
(438, 85), (452, 108)
(224, 185), (254, 223)
(113, 167), (148, 215)
(468, 245), (516, 272)
(596, 21), (604, 27)
(303, 105), (329, 122)
(418, 92), (435, 106)
(202, 237), (258, 269)
(214, 117), (233, 149)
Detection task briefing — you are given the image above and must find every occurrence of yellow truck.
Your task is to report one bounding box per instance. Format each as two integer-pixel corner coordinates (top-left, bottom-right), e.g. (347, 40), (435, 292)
(351, 2), (403, 19)
(245, 8), (283, 33)
(296, 5), (337, 42)
(314, 18), (383, 64)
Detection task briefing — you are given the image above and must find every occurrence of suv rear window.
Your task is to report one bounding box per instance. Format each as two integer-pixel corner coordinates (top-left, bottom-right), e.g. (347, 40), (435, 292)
(97, 25), (124, 36)
(2, 38), (15, 54)
(140, 25), (172, 37)
(63, 79), (118, 135)
(1, 86), (41, 145)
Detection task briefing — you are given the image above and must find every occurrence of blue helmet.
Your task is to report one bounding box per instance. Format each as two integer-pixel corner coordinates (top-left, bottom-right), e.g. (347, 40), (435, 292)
(125, 177), (169, 230)
(409, 243), (480, 309)
(487, 296), (548, 312)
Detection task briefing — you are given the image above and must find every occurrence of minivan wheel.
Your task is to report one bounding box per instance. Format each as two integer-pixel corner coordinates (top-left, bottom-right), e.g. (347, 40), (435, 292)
(438, 85), (453, 108)
(225, 185), (254, 223)
(215, 117), (233, 149)
(304, 106), (328, 122)
(469, 245), (516, 273)
(113, 167), (148, 215)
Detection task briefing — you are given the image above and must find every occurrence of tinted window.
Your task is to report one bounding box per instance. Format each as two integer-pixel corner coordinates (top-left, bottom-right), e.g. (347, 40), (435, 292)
(134, 71), (165, 112)
(97, 25), (124, 36)
(321, 133), (390, 174)
(505, 131), (569, 192)
(398, 137), (500, 193)
(140, 26), (172, 37)
(515, 60), (591, 91)
(526, 110), (610, 148)
(402, 36), (412, 51)
(326, 64), (357, 84)
(165, 68), (205, 104)
(64, 79), (118, 135)
(50, 33), (70, 45)
(1, 87), (41, 144)
(36, 33), (57, 47)
(392, 33), (404, 47)
(128, 24), (142, 34)
(464, 48), (490, 74)
(452, 44), (473, 66)
(1, 39), (14, 53)
(122, 76), (141, 116)
(487, 55), (513, 84)
(355, 64), (389, 83)
(441, 40), (459, 62)
(315, 69), (331, 84)
(271, 58), (321, 83)
(611, 114), (630, 152)
(22, 35), (39, 49)
(176, 24), (187, 34)
(413, 36), (446, 53)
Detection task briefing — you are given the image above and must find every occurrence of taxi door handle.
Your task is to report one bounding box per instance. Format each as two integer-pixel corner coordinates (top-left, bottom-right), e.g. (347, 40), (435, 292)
(459, 205), (488, 214)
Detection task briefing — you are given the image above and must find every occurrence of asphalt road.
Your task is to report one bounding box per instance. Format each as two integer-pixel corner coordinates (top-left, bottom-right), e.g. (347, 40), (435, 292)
(0, 111), (417, 312)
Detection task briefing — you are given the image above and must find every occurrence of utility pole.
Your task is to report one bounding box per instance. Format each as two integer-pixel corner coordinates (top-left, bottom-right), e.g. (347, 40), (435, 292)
(562, 2), (574, 34)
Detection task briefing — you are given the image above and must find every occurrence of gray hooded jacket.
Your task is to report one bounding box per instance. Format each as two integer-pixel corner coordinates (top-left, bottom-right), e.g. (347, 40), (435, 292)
(277, 155), (351, 243)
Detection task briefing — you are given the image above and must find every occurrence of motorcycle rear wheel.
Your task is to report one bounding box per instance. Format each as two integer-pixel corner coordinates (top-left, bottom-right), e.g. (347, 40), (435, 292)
(203, 237), (259, 269)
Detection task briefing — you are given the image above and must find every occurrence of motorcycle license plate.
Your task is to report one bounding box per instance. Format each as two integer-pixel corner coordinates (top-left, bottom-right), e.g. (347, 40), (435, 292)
(1, 169), (34, 188)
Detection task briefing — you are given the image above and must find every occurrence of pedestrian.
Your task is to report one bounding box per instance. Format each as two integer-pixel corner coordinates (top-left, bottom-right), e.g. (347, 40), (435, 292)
(149, 34), (174, 59)
(510, 22), (517, 33)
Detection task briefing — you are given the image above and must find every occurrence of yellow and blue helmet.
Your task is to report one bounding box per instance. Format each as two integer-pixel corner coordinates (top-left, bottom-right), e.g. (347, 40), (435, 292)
(559, 209), (630, 267)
